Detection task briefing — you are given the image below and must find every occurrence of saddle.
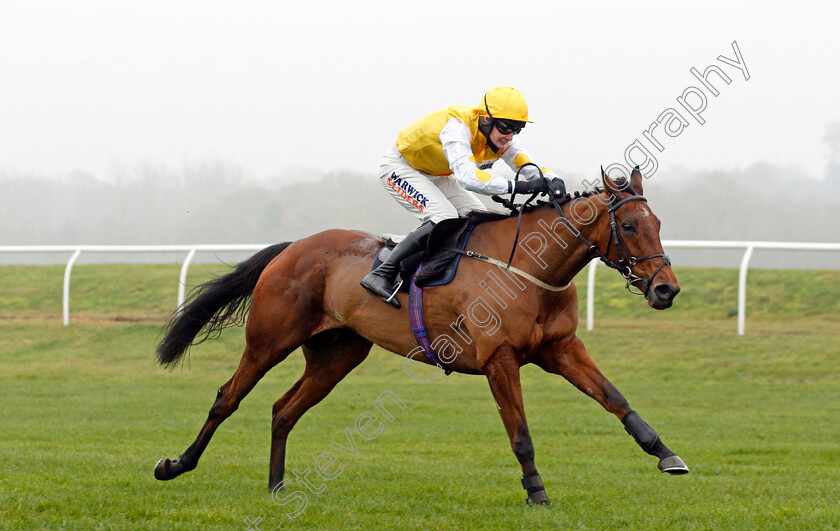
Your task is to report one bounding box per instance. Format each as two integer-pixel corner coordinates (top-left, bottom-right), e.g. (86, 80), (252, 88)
(371, 218), (476, 377)
(371, 217), (475, 292)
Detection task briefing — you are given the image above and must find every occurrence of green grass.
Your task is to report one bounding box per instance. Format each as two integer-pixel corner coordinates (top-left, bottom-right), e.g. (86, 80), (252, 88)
(0, 263), (231, 320)
(1, 264), (839, 529)
(3, 263), (839, 326)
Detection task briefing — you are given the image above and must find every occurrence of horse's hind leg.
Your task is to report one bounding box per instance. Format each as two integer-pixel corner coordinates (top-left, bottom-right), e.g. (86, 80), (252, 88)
(483, 345), (549, 505)
(268, 330), (372, 492)
(154, 343), (294, 481)
(534, 336), (689, 474)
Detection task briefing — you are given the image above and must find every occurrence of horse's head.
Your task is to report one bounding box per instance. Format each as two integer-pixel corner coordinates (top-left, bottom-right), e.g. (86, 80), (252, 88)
(600, 167), (680, 309)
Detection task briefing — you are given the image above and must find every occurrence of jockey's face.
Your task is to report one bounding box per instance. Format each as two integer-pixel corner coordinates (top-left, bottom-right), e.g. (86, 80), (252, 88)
(489, 124), (514, 148)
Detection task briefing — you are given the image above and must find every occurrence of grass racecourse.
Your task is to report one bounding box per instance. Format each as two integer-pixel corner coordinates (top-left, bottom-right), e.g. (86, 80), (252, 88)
(0, 262), (839, 530)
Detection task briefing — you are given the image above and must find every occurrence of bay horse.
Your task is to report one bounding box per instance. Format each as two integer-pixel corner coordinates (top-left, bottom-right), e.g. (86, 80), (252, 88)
(153, 167), (688, 505)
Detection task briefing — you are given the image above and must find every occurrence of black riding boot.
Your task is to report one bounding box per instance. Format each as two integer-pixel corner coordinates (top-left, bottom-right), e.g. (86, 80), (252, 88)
(360, 222), (435, 309)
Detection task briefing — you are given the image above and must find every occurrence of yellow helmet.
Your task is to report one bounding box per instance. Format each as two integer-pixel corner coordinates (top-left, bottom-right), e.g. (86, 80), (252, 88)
(479, 86), (533, 123)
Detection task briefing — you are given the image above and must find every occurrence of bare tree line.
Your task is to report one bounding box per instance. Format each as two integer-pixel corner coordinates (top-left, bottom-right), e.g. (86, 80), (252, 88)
(2, 129), (839, 269)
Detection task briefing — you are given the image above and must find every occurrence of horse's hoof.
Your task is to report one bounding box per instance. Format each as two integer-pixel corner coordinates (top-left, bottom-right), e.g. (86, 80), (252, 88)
(658, 455), (689, 475)
(154, 458), (176, 480)
(526, 490), (550, 505)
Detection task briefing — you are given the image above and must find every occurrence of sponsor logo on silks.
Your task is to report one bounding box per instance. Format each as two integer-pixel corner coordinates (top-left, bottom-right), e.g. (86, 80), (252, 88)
(478, 162), (495, 170)
(387, 172), (429, 213)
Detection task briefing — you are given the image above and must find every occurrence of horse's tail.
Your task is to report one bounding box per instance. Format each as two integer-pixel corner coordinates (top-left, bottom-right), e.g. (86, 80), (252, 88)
(156, 242), (293, 368)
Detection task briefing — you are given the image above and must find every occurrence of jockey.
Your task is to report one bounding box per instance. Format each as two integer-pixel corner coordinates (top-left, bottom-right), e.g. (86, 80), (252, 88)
(361, 86), (565, 308)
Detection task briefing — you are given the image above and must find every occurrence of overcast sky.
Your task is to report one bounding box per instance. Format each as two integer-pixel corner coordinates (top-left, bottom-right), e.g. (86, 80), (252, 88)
(1, 1), (838, 184)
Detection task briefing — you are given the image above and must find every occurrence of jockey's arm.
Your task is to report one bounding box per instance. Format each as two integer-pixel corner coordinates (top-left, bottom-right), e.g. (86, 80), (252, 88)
(440, 118), (512, 195)
(499, 139), (559, 182)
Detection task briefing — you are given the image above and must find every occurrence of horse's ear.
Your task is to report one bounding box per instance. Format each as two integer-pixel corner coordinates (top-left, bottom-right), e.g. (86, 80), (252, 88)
(630, 165), (644, 195)
(602, 166), (625, 197)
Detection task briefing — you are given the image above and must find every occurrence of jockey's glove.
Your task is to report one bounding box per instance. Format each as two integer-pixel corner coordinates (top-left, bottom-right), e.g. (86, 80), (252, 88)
(513, 177), (566, 198)
(547, 177), (566, 198)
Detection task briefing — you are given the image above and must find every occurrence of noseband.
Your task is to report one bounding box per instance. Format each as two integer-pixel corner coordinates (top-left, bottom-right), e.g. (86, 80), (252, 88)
(551, 195), (671, 298)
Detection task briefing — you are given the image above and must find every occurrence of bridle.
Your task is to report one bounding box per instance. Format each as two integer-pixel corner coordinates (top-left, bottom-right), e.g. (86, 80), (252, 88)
(550, 193), (671, 298)
(493, 163), (671, 299)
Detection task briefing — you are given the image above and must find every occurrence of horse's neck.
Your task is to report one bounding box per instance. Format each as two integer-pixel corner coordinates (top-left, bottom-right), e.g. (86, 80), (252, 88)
(514, 193), (611, 287)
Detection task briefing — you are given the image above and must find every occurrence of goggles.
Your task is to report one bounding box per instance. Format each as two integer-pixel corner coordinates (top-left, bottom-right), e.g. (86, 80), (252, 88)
(494, 119), (524, 135)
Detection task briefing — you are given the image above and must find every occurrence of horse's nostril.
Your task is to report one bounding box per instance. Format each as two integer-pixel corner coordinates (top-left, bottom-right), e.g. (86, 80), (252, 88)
(653, 284), (674, 301)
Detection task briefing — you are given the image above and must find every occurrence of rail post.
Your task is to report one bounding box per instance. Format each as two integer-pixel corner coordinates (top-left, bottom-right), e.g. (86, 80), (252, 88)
(62, 249), (82, 326)
(177, 248), (197, 313)
(737, 245), (754, 336)
(586, 258), (598, 331)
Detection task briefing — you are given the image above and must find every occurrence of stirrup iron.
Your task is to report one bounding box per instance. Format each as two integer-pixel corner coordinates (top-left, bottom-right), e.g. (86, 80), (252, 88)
(383, 279), (403, 305)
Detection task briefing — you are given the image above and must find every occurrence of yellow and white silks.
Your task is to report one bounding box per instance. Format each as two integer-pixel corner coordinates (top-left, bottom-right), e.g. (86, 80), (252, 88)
(380, 104), (557, 224)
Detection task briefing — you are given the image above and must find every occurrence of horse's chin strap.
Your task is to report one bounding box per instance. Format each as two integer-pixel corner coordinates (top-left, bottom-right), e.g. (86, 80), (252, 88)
(550, 195), (671, 298)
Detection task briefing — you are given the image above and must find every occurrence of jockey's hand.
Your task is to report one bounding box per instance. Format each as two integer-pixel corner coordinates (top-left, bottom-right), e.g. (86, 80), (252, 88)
(513, 177), (550, 195)
(513, 177), (566, 198)
(547, 177), (566, 198)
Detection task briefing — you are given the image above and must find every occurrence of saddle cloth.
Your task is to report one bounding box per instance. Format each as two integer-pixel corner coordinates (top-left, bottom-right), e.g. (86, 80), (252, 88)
(371, 218), (475, 292)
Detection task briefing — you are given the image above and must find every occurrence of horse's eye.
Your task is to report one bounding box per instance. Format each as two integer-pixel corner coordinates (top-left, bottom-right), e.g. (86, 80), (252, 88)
(621, 221), (635, 233)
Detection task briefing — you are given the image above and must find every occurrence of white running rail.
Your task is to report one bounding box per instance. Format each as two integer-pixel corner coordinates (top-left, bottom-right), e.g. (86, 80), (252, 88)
(584, 240), (840, 335)
(0, 245), (267, 325)
(1, 240), (838, 333)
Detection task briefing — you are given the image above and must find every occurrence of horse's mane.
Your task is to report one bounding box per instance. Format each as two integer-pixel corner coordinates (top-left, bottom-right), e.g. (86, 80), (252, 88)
(467, 187), (605, 226)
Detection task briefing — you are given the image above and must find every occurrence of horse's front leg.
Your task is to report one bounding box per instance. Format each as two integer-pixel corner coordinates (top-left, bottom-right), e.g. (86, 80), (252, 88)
(482, 344), (549, 505)
(535, 335), (689, 474)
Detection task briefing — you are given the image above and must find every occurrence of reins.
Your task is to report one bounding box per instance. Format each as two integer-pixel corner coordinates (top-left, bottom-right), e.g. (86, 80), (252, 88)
(480, 175), (671, 297)
(449, 248), (572, 292)
(501, 163), (542, 268)
(457, 163), (571, 292)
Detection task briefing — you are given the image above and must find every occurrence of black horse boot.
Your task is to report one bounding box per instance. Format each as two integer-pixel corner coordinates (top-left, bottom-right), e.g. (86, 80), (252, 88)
(360, 222), (435, 309)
